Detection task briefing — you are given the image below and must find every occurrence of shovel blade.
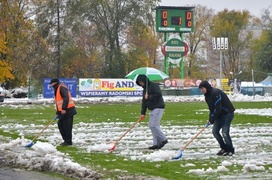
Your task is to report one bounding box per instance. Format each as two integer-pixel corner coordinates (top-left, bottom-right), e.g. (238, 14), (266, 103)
(108, 144), (116, 152)
(25, 141), (34, 148)
(172, 150), (183, 160)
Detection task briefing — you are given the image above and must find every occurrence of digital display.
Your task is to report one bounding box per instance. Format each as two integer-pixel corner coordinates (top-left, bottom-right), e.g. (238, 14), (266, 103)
(155, 6), (194, 32)
(171, 16), (182, 25)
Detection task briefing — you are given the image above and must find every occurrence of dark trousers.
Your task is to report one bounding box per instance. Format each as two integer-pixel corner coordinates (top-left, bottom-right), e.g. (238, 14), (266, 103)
(58, 114), (74, 144)
(212, 112), (234, 151)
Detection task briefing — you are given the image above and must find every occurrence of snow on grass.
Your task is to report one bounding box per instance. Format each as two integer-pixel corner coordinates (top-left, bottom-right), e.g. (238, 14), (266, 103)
(1, 95), (272, 179)
(1, 119), (272, 179)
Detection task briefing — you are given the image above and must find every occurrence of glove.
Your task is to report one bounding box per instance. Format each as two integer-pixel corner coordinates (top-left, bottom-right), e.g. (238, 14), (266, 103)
(140, 115), (145, 121)
(209, 119), (214, 125)
(54, 115), (59, 120)
(209, 116), (215, 124)
(206, 122), (210, 128)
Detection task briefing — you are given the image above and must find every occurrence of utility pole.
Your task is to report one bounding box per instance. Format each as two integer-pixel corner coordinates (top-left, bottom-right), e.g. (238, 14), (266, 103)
(56, 0), (60, 77)
(252, 69), (255, 100)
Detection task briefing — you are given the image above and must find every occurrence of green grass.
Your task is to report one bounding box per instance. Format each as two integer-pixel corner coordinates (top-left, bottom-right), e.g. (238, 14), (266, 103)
(1, 101), (272, 179)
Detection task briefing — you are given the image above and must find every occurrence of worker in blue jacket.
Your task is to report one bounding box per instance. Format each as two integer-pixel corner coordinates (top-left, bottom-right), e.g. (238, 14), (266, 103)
(199, 80), (235, 156)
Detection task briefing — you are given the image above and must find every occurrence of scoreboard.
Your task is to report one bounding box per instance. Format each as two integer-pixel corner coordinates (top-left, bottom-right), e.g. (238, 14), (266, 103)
(155, 6), (195, 33)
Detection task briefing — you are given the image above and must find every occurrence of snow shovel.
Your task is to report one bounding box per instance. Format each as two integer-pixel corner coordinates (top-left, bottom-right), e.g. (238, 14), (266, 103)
(172, 123), (210, 160)
(108, 117), (144, 152)
(25, 116), (58, 148)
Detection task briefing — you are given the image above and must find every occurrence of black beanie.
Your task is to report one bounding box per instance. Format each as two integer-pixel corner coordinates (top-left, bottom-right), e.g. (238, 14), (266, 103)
(50, 78), (59, 84)
(199, 80), (212, 89)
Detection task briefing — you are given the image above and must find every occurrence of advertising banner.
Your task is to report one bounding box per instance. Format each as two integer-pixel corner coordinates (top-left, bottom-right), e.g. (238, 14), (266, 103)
(79, 78), (142, 97)
(164, 79), (202, 88)
(43, 78), (77, 98)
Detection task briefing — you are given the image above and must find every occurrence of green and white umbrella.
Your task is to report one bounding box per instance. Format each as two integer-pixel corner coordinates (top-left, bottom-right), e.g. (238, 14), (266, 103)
(125, 67), (169, 81)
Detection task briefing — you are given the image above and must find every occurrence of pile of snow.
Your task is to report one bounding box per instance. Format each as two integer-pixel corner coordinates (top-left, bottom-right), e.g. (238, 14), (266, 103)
(0, 140), (100, 179)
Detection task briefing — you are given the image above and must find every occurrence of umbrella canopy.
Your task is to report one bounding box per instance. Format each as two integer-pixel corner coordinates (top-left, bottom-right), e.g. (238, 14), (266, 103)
(125, 67), (169, 81)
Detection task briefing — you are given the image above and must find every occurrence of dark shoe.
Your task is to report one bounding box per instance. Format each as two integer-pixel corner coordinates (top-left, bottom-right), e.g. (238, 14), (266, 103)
(148, 145), (159, 150)
(222, 151), (234, 156)
(217, 149), (227, 156)
(60, 142), (72, 146)
(158, 140), (168, 149)
(223, 148), (235, 156)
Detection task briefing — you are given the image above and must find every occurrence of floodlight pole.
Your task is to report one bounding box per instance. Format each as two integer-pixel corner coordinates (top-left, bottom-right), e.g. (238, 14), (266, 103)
(219, 50), (222, 89)
(212, 37), (228, 89)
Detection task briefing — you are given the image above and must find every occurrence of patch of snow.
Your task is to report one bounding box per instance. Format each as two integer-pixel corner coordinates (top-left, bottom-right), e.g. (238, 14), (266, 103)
(1, 94), (272, 179)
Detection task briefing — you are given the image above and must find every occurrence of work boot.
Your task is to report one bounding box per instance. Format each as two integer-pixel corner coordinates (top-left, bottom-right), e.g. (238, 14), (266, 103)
(148, 145), (159, 150)
(216, 149), (227, 156)
(60, 142), (72, 146)
(223, 148), (235, 156)
(158, 140), (168, 149)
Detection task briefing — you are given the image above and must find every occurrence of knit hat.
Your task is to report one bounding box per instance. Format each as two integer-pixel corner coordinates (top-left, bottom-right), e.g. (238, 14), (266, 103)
(198, 80), (212, 89)
(50, 78), (59, 84)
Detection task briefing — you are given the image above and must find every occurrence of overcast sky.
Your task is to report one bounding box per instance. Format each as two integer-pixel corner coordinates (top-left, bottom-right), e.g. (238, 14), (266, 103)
(160, 0), (272, 18)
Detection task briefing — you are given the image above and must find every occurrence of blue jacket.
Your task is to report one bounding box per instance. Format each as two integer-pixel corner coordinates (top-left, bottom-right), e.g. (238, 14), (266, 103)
(204, 87), (235, 124)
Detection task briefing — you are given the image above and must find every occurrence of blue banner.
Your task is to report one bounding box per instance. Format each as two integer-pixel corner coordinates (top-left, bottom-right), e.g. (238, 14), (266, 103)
(43, 78), (77, 98)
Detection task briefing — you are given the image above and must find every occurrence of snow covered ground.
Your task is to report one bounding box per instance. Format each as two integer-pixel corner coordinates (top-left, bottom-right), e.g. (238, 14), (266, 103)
(1, 94), (272, 179)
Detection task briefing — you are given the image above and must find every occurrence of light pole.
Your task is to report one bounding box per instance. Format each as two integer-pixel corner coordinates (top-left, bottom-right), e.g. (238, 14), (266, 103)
(212, 37), (228, 89)
(252, 69), (255, 99)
